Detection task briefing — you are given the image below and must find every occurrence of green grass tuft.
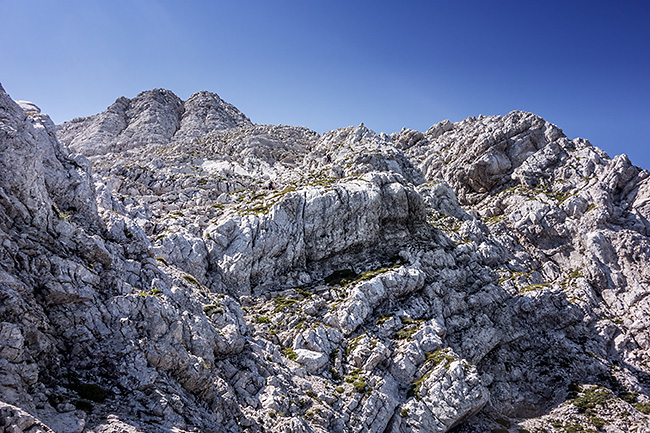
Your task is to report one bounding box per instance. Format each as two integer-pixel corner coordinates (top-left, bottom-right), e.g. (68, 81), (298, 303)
(282, 347), (298, 361)
(273, 296), (299, 313)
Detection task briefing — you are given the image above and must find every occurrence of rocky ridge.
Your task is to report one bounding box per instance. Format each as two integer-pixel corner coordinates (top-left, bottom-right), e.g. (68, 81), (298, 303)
(1, 85), (650, 433)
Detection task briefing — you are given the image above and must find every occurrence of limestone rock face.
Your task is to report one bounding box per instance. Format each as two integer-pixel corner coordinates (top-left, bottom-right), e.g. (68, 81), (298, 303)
(56, 89), (251, 155)
(2, 83), (650, 433)
(203, 172), (427, 295)
(174, 90), (252, 143)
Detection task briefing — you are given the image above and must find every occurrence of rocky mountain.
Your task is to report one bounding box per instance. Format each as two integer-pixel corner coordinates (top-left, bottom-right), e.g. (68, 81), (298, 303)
(2, 84), (650, 433)
(57, 89), (251, 156)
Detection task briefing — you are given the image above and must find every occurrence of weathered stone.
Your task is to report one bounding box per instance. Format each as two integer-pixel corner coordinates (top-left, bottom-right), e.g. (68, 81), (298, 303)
(1, 83), (649, 433)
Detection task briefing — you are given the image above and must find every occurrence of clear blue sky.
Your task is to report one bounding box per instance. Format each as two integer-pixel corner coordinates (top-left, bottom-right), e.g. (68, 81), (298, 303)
(2, 0), (649, 168)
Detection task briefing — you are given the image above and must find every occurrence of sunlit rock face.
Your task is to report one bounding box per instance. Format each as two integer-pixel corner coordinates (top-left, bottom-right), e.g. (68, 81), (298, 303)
(1, 83), (650, 432)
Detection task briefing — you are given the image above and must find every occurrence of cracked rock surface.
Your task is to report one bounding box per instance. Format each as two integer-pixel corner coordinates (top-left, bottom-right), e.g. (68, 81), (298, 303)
(1, 85), (649, 432)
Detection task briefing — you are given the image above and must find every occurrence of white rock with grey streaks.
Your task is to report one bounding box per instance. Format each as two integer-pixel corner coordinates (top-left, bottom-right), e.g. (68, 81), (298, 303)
(2, 82), (650, 433)
(392, 359), (488, 433)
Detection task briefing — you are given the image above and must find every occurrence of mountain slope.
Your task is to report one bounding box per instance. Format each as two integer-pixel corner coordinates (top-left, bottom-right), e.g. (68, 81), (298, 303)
(2, 85), (650, 433)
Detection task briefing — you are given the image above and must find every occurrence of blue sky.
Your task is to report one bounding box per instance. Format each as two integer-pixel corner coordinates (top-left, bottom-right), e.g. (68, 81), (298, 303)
(1, 0), (649, 168)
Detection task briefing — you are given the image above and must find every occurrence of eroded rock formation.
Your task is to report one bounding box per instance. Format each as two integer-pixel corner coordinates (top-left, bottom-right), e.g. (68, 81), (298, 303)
(0, 85), (649, 432)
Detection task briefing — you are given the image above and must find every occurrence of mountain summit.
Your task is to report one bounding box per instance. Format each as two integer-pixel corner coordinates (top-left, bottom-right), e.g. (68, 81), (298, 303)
(2, 85), (650, 432)
(56, 89), (251, 155)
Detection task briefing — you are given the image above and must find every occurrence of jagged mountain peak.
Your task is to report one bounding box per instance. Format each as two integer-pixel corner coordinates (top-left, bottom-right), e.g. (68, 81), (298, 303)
(175, 89), (252, 143)
(120, 87), (184, 111)
(395, 110), (592, 205)
(56, 88), (251, 156)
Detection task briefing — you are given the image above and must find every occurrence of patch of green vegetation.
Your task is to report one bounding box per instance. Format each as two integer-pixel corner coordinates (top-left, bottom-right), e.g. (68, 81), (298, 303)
(376, 314), (392, 325)
(138, 288), (163, 298)
(485, 214), (505, 225)
(335, 386), (344, 393)
(498, 269), (533, 285)
(330, 367), (341, 381)
(563, 422), (597, 433)
(553, 191), (575, 204)
(497, 275), (510, 285)
(295, 286), (312, 298)
(353, 379), (368, 394)
(203, 303), (224, 316)
(305, 390), (322, 403)
(250, 192), (267, 201)
(571, 386), (611, 413)
(589, 416), (606, 428)
(356, 264), (401, 283)
(425, 349), (455, 370)
(427, 210), (461, 233)
(344, 368), (366, 392)
(264, 187), (297, 207)
(211, 203), (225, 209)
(499, 185), (523, 196)
(519, 282), (551, 294)
(586, 203), (597, 212)
(561, 268), (586, 292)
(255, 315), (271, 324)
(395, 327), (418, 340)
(240, 204), (271, 215)
(400, 408), (409, 417)
(295, 317), (307, 331)
(182, 274), (201, 286)
(531, 180), (576, 205)
(282, 347), (298, 361)
(408, 370), (433, 400)
(346, 335), (364, 356)
(549, 419), (599, 433)
(568, 268), (584, 279)
(634, 402), (650, 414)
(307, 176), (339, 187)
(273, 296), (299, 313)
(155, 256), (169, 266)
